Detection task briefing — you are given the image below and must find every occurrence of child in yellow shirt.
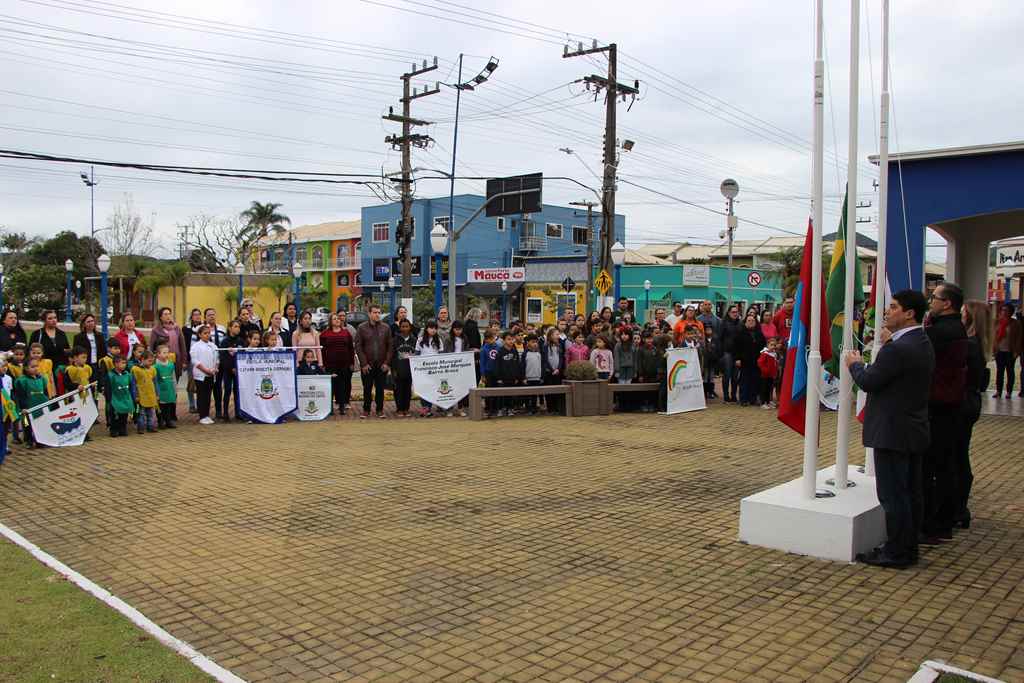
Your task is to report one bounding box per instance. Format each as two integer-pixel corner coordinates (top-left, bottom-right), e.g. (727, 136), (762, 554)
(65, 348), (94, 392)
(8, 343), (25, 380)
(131, 349), (159, 434)
(28, 343), (54, 398)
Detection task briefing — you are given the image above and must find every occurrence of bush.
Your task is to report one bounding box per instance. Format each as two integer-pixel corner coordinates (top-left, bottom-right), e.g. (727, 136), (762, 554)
(565, 360), (598, 381)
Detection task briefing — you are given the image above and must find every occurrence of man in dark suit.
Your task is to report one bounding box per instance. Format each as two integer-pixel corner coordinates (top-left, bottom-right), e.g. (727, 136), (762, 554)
(845, 290), (935, 568)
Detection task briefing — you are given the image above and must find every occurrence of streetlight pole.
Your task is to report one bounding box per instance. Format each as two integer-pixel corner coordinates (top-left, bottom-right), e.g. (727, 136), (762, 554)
(98, 254), (111, 338)
(235, 263), (245, 311)
(720, 179), (740, 309)
(292, 262), (304, 313)
(430, 223), (447, 313)
(65, 259), (74, 323)
(0, 263), (5, 313)
(643, 279), (651, 322)
(611, 241), (625, 305)
(388, 276), (396, 314)
(501, 281), (508, 326)
(80, 166), (97, 240)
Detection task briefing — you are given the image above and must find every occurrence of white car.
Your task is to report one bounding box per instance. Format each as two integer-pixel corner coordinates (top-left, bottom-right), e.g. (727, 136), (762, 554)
(310, 307), (330, 330)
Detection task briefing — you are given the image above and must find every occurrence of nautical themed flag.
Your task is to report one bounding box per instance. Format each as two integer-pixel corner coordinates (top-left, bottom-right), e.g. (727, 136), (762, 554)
(778, 219), (833, 435)
(29, 384), (98, 447)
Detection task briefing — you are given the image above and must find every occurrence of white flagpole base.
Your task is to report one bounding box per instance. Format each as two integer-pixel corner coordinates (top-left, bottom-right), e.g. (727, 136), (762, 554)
(739, 464), (885, 562)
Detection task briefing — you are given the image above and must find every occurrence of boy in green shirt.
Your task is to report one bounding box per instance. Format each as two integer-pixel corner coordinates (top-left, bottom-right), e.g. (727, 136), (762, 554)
(154, 344), (177, 429)
(14, 358), (50, 449)
(104, 356), (136, 438)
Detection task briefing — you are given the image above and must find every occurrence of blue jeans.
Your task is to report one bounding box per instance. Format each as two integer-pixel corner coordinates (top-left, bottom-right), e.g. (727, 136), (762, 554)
(135, 407), (157, 431)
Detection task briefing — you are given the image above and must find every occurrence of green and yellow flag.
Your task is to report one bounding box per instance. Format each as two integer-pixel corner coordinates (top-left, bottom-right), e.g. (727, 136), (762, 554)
(824, 188), (864, 375)
(1, 386), (20, 423)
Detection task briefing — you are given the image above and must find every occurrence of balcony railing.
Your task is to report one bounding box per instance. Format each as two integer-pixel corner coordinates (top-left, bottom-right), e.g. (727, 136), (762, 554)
(335, 256), (359, 269)
(311, 258), (324, 269)
(518, 234), (548, 252)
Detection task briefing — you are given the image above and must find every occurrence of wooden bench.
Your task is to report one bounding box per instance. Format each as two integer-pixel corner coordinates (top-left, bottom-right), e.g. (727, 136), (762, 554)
(468, 385), (573, 421)
(604, 382), (661, 413)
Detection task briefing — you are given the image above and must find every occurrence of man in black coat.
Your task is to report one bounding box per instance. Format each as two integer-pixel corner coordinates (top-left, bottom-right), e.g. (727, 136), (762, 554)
(846, 289), (934, 568)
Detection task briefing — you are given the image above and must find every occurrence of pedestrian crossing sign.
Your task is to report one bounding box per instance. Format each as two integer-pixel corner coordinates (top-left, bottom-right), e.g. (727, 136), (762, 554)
(595, 269), (613, 294)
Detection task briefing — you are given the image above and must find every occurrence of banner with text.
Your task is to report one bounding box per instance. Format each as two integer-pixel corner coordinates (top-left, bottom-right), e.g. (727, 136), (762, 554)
(296, 375), (333, 421)
(410, 351), (476, 409)
(29, 384), (99, 447)
(237, 349), (298, 424)
(665, 347), (706, 414)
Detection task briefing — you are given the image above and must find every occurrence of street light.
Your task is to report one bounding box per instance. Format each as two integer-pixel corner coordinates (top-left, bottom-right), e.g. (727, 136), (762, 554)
(235, 262), (245, 310)
(720, 178), (740, 308)
(445, 55), (499, 321)
(0, 262), (5, 313)
(80, 166), (98, 240)
(97, 254), (111, 337)
(387, 275), (396, 315)
(292, 262), (304, 312)
(75, 279), (82, 307)
(611, 241), (626, 306)
(501, 280), (508, 326)
(65, 258), (74, 323)
(643, 279), (651, 323)
(430, 222), (448, 313)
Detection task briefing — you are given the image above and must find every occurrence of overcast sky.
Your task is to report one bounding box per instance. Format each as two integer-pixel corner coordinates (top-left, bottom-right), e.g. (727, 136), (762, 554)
(2, 0), (1021, 261)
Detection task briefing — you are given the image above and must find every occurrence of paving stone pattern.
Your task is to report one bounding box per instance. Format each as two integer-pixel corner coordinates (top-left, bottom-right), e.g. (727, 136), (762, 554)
(1, 406), (1022, 682)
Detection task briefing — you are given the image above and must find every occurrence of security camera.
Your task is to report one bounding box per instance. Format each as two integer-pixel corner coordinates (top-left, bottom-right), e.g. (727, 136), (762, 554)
(719, 230), (726, 239)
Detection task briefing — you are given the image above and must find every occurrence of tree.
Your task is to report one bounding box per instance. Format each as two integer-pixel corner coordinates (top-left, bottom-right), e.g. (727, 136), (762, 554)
(26, 230), (105, 276)
(239, 201), (291, 267)
(264, 276), (292, 312)
(180, 213), (251, 271)
(162, 261), (190, 322)
(103, 194), (156, 257)
(6, 264), (64, 317)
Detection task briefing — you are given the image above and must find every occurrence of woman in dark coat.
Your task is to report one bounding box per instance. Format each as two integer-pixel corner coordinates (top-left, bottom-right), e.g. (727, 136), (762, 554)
(72, 313), (107, 378)
(0, 310), (27, 352)
(28, 309), (71, 367)
(734, 311), (766, 407)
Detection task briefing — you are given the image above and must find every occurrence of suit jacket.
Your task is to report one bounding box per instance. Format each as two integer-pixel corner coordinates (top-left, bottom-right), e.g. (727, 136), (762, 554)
(850, 327), (935, 454)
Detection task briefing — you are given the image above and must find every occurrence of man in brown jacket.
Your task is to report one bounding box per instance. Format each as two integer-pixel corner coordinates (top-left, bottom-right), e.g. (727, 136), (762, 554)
(354, 305), (393, 418)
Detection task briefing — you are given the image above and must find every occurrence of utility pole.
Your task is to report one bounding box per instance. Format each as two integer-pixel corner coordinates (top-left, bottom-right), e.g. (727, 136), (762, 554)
(384, 57), (439, 318)
(570, 200), (596, 313)
(563, 41), (638, 308)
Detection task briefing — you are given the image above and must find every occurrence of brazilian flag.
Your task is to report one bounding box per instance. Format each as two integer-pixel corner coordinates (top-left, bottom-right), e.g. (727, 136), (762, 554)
(1, 386), (20, 423)
(824, 189), (864, 375)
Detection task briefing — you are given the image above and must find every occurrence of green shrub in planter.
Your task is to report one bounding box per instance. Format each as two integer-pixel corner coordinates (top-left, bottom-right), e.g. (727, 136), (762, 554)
(565, 360), (598, 381)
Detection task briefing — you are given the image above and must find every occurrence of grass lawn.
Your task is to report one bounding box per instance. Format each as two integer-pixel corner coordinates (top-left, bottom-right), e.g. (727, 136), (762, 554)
(0, 539), (213, 683)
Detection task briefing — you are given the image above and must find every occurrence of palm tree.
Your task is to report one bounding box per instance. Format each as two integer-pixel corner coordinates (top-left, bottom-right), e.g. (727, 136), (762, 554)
(162, 261), (190, 322)
(264, 275), (292, 312)
(239, 201), (291, 268)
(133, 268), (169, 325)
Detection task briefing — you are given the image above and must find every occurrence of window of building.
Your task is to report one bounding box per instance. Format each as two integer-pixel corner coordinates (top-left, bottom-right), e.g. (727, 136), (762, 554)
(372, 222), (390, 242)
(311, 246), (324, 268)
(526, 297), (543, 324)
(336, 244), (347, 259)
(546, 223), (563, 239)
(496, 217), (505, 232)
(337, 273), (350, 287)
(572, 225), (589, 246)
(555, 293), (577, 319)
(354, 273), (361, 285)
(434, 216), (450, 232)
(295, 246), (307, 265)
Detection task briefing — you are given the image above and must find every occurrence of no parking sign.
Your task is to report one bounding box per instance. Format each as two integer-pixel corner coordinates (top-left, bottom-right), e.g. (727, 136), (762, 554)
(747, 271), (762, 288)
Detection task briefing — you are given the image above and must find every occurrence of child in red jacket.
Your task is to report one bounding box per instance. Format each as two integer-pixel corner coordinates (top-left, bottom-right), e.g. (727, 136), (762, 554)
(757, 337), (779, 408)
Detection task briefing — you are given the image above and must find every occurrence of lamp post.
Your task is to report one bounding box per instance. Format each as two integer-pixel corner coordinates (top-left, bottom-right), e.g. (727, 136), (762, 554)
(98, 254), (110, 337)
(611, 241), (625, 307)
(643, 279), (651, 323)
(720, 179), (740, 308)
(65, 258), (74, 323)
(501, 280), (508, 326)
(235, 262), (245, 310)
(430, 223), (447, 313)
(80, 167), (98, 240)
(0, 263), (5, 313)
(292, 262), (304, 312)
(75, 279), (82, 308)
(387, 275), (396, 314)
(378, 281), (386, 311)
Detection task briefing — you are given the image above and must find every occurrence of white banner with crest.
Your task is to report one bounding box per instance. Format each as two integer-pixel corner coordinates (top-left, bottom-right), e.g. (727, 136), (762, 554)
(295, 375), (333, 421)
(29, 383), (99, 447)
(236, 349), (298, 424)
(410, 352), (476, 409)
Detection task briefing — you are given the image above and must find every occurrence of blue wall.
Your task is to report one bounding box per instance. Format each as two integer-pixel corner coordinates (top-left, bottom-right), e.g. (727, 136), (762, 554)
(619, 264), (783, 322)
(361, 194), (626, 286)
(885, 148), (1024, 291)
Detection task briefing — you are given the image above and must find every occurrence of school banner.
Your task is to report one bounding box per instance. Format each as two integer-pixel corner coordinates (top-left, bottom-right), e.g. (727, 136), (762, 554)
(410, 351), (476, 409)
(665, 347), (706, 414)
(29, 384), (99, 447)
(236, 349), (298, 424)
(295, 375), (332, 421)
(819, 369), (841, 411)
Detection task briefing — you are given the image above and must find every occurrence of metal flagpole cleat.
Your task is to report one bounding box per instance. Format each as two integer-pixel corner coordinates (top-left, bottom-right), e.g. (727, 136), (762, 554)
(825, 477), (857, 488)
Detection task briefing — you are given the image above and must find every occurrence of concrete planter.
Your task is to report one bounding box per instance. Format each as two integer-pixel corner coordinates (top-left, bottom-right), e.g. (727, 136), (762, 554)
(564, 380), (610, 416)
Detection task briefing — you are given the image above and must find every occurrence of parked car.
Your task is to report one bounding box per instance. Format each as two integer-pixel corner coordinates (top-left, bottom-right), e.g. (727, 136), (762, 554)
(310, 307), (330, 330)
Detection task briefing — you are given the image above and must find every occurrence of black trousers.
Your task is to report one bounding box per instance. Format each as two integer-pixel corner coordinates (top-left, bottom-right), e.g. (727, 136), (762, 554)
(542, 373), (564, 413)
(331, 369), (352, 411)
(211, 368), (224, 416)
(159, 403), (175, 426)
(994, 350), (1015, 394)
(110, 412), (129, 436)
(195, 377), (214, 419)
(362, 367), (386, 413)
(923, 413), (958, 535)
(220, 370), (236, 418)
(874, 448), (921, 559)
(954, 408), (980, 521)
(393, 375), (412, 413)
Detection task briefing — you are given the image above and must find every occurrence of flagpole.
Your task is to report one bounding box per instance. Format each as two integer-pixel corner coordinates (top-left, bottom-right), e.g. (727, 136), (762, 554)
(803, 0), (826, 500)
(835, 0), (860, 489)
(866, 0), (890, 479)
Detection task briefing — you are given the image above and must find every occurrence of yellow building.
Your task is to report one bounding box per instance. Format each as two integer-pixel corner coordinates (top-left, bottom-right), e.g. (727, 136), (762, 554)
(155, 273), (291, 325)
(520, 285), (590, 326)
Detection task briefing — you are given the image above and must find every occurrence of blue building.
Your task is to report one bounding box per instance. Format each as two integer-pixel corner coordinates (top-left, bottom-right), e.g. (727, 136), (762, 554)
(360, 194), (625, 301)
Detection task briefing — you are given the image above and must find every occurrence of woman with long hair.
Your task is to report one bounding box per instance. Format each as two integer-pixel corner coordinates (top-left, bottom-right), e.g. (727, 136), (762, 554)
(149, 307), (187, 377)
(436, 306), (453, 347)
(293, 310), (322, 364)
(72, 312), (107, 379)
(29, 309), (72, 368)
(719, 304), (743, 402)
(734, 311), (766, 407)
(957, 300), (991, 529)
(110, 311), (145, 359)
(0, 310), (27, 352)
(282, 302), (299, 333)
(320, 312), (355, 415)
(183, 307), (203, 413)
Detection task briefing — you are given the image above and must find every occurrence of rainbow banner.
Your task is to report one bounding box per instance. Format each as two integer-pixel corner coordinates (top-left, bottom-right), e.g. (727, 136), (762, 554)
(665, 346), (706, 414)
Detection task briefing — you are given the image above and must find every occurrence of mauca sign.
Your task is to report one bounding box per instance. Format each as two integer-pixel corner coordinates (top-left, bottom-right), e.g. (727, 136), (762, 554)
(410, 351), (477, 409)
(236, 349), (298, 423)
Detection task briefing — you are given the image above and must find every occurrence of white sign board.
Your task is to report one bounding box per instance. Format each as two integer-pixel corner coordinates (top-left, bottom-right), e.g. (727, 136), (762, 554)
(410, 351), (477, 409)
(29, 386), (99, 447)
(665, 347), (706, 414)
(819, 369), (841, 410)
(466, 267), (526, 283)
(237, 349), (298, 423)
(995, 243), (1024, 275)
(682, 264), (710, 286)
(295, 375), (333, 421)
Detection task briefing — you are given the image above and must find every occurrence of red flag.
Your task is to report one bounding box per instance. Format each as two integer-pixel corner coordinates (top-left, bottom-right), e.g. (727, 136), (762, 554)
(777, 219), (833, 435)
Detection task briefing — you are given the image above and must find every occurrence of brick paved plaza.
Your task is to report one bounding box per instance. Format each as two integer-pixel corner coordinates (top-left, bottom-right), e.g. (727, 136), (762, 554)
(1, 405), (1022, 682)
